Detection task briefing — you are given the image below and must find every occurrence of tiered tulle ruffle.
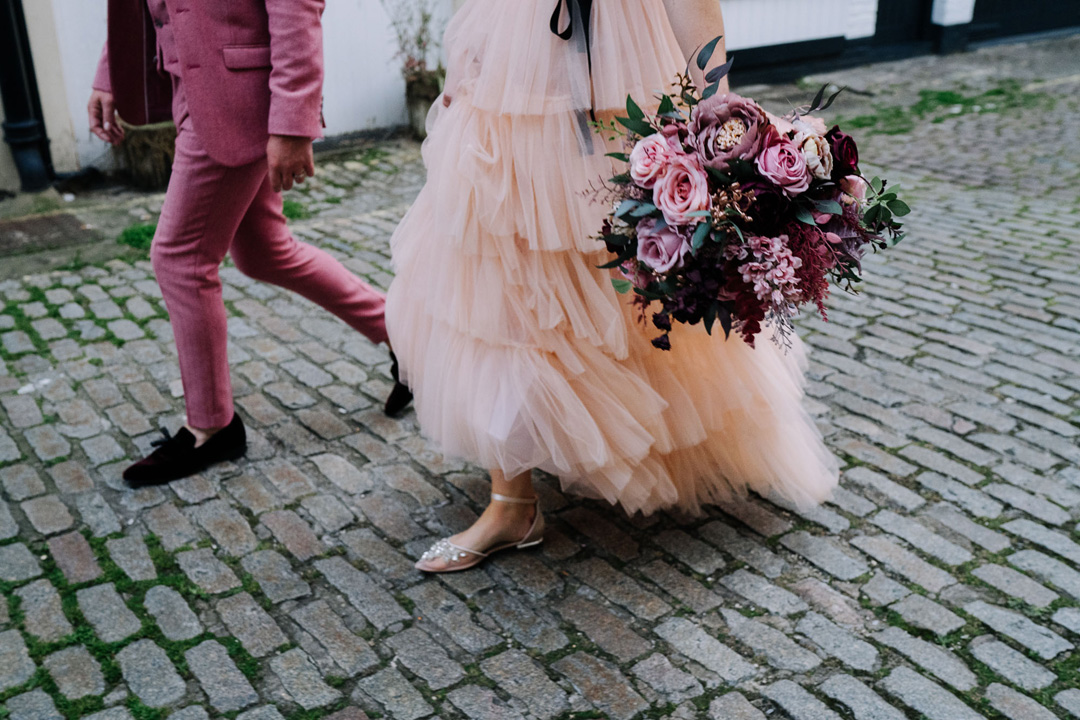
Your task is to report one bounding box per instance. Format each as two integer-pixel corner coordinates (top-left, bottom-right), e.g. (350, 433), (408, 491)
(386, 0), (839, 515)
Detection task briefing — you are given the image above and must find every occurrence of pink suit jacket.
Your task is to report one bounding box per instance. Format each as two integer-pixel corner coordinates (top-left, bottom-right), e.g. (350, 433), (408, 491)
(94, 0), (325, 167)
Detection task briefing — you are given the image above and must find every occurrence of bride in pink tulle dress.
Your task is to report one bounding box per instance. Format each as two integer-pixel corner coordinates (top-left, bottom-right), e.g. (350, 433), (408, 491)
(385, 0), (839, 572)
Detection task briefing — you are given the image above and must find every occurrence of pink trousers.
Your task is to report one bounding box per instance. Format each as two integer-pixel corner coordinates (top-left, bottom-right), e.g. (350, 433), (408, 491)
(153, 79), (388, 428)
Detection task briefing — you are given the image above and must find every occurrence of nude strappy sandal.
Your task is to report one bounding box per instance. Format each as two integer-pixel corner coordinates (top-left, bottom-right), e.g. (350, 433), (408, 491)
(415, 493), (545, 573)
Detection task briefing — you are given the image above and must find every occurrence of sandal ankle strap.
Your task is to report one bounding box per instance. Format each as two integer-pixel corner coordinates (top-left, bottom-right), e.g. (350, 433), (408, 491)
(491, 492), (538, 505)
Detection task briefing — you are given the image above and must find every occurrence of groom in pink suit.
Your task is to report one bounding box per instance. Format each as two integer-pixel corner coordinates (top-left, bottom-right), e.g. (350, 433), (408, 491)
(89, 0), (410, 487)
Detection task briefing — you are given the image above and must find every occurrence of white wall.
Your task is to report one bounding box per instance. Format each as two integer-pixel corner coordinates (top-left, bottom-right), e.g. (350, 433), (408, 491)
(321, 1), (406, 137)
(720, 0), (873, 50)
(46, 0), (111, 173)
(932, 0), (977, 26)
(846, 0), (880, 40)
(320, 0), (455, 139)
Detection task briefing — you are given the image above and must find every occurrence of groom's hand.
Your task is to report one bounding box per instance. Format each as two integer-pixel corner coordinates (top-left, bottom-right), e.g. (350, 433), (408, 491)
(88, 90), (125, 145)
(267, 135), (316, 192)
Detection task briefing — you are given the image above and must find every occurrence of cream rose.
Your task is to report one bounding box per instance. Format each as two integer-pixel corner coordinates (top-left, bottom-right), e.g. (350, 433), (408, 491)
(793, 130), (833, 181)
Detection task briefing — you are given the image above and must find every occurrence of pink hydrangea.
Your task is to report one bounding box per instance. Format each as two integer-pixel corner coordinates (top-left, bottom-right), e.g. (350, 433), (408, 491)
(728, 235), (803, 312)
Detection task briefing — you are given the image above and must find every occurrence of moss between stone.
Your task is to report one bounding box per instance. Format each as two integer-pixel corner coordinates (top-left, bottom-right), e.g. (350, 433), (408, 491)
(838, 81), (1055, 136)
(1, 531), (274, 718)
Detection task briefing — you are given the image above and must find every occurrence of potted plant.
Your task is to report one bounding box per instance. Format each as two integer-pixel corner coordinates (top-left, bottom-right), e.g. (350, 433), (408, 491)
(381, 0), (447, 139)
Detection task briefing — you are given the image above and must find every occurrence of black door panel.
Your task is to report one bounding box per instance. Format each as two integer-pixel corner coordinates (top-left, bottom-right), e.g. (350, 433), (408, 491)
(971, 0), (1080, 41)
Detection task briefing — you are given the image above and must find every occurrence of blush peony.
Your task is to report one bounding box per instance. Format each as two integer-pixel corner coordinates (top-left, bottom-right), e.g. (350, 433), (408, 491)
(688, 93), (769, 169)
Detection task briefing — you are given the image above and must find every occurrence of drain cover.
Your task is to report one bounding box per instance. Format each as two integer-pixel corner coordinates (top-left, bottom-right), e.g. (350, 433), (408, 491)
(0, 213), (102, 254)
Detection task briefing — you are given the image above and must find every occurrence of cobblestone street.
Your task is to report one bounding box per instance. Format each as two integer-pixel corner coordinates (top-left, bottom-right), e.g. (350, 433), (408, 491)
(2, 34), (1080, 720)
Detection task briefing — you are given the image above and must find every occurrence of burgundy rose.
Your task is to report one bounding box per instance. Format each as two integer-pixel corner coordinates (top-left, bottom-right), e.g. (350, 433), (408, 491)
(742, 180), (791, 234)
(826, 126), (860, 179)
(688, 92), (770, 170)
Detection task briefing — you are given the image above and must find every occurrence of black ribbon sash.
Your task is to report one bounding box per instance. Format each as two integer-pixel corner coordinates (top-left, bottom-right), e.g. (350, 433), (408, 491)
(550, 0), (596, 151)
(550, 0), (594, 71)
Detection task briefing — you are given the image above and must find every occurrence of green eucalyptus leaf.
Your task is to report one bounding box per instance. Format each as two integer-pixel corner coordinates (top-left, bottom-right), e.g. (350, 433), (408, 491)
(719, 306), (733, 338)
(697, 36), (724, 71)
(704, 302), (718, 335)
(795, 207), (817, 226)
(612, 278), (633, 294)
(812, 199), (844, 216)
(863, 205), (882, 226)
(887, 199), (911, 217)
(691, 221), (711, 252)
(615, 200), (640, 218)
(616, 116), (655, 137)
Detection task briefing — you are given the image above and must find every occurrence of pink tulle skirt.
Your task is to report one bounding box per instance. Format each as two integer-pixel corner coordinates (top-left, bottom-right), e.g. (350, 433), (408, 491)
(385, 0), (839, 515)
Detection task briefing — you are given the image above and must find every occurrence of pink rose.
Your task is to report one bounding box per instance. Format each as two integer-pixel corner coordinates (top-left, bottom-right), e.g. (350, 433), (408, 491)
(629, 133), (679, 189)
(755, 136), (811, 197)
(652, 153), (711, 226)
(839, 175), (868, 205)
(637, 219), (691, 273)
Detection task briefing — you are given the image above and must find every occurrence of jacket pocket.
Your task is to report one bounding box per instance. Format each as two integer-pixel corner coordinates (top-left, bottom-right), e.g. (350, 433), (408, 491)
(222, 45), (272, 70)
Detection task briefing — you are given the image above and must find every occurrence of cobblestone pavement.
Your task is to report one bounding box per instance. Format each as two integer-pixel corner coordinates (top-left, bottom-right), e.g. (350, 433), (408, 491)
(2, 34), (1080, 720)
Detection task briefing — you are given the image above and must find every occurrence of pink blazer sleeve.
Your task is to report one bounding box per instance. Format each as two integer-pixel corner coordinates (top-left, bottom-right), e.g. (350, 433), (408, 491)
(92, 43), (112, 94)
(266, 0), (326, 139)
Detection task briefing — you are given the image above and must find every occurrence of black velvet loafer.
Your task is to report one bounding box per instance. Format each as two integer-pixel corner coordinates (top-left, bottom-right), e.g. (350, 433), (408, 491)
(384, 351), (414, 418)
(123, 412), (247, 488)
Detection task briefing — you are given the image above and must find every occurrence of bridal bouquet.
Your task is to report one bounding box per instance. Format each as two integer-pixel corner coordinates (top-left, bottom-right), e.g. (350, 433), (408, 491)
(598, 38), (908, 350)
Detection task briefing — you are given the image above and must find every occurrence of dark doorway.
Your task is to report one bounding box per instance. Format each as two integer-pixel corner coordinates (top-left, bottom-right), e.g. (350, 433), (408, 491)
(876, 0), (935, 45)
(970, 0), (1080, 42)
